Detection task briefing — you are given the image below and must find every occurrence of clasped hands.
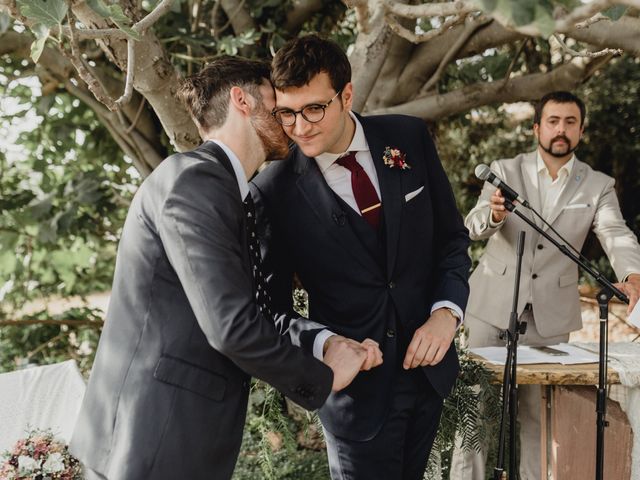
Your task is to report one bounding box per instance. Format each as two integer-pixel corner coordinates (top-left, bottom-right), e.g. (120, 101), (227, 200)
(323, 335), (383, 392)
(323, 308), (457, 392)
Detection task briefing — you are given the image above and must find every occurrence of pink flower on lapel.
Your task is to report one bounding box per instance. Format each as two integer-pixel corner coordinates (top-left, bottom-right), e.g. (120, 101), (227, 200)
(383, 146), (410, 170)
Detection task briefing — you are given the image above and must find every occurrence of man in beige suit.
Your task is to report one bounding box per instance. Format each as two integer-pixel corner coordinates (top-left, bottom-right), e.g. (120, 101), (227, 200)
(451, 91), (640, 480)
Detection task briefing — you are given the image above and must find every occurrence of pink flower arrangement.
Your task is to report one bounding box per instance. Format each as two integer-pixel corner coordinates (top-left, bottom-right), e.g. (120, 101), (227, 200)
(382, 146), (410, 170)
(0, 429), (82, 480)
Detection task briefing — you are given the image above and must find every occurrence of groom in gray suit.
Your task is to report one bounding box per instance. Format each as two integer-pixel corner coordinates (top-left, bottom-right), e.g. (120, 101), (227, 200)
(451, 91), (640, 479)
(70, 56), (379, 480)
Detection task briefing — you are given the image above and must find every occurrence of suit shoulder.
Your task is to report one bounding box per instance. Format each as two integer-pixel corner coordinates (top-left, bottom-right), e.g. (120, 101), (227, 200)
(361, 113), (426, 132)
(577, 160), (614, 188)
(252, 154), (296, 191)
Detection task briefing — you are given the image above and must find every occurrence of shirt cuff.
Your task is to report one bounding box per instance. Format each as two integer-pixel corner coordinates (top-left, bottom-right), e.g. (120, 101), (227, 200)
(313, 329), (337, 361)
(488, 209), (505, 228)
(431, 301), (464, 328)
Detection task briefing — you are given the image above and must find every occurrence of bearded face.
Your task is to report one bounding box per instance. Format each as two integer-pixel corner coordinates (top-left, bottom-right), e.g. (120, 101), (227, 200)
(250, 103), (290, 161)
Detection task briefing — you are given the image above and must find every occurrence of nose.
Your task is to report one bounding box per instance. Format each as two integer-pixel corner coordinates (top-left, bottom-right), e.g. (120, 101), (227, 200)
(556, 121), (568, 134)
(293, 115), (313, 136)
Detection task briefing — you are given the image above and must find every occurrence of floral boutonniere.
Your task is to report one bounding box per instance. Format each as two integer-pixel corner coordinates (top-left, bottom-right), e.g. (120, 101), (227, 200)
(383, 146), (410, 170)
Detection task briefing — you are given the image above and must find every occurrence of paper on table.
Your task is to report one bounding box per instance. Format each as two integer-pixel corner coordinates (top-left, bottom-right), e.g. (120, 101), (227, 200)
(629, 300), (640, 329)
(471, 343), (599, 365)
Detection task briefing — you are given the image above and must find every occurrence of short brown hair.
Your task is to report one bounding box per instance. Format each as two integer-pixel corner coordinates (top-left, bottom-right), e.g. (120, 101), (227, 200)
(177, 56), (270, 130)
(271, 35), (351, 93)
(534, 91), (586, 127)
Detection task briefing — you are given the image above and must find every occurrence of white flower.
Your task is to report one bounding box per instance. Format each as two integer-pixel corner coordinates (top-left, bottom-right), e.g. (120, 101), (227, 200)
(17, 455), (41, 474)
(42, 452), (65, 473)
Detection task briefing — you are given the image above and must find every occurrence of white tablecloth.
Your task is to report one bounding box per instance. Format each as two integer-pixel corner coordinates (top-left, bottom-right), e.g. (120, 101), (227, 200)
(0, 360), (86, 452)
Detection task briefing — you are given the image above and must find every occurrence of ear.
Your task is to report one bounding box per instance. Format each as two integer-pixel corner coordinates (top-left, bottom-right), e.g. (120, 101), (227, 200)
(341, 82), (354, 111)
(533, 123), (540, 140)
(229, 86), (254, 116)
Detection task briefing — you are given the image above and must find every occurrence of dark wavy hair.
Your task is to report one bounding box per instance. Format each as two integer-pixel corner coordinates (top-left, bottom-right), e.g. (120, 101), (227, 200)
(271, 34), (351, 93)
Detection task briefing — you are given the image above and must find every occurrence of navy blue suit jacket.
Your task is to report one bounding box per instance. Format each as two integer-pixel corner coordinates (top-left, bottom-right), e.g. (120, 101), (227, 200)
(251, 114), (471, 441)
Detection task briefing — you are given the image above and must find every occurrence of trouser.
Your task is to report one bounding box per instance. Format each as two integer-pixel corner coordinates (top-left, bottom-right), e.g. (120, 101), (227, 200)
(324, 368), (444, 480)
(449, 308), (569, 480)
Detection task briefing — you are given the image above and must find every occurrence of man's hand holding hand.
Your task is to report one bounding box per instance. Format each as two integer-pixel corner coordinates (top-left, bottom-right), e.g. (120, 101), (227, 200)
(360, 338), (383, 371)
(403, 308), (457, 369)
(323, 336), (383, 392)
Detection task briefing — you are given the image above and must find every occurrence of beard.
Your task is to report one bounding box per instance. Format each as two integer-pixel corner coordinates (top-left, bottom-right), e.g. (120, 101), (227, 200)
(250, 104), (291, 161)
(539, 134), (578, 158)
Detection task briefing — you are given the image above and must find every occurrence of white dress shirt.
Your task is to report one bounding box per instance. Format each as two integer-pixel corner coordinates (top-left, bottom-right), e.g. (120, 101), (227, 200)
(208, 140), (250, 201)
(530, 152), (575, 220)
(312, 113), (463, 359)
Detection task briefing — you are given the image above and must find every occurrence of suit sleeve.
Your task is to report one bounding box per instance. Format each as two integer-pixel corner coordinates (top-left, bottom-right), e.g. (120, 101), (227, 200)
(421, 125), (472, 312)
(156, 161), (332, 409)
(464, 160), (507, 240)
(250, 181), (328, 354)
(592, 176), (640, 280)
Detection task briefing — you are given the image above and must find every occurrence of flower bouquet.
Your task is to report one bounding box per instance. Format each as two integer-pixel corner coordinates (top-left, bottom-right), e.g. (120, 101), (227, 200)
(0, 429), (82, 480)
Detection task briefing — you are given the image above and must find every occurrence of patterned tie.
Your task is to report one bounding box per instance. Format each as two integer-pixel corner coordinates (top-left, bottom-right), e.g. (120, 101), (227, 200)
(243, 193), (273, 319)
(336, 152), (381, 229)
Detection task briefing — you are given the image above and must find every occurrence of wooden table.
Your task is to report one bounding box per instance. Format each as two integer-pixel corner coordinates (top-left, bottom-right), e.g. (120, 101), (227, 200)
(473, 357), (632, 480)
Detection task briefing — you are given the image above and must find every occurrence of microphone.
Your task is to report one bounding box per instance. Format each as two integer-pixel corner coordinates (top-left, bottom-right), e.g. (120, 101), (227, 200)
(474, 164), (530, 208)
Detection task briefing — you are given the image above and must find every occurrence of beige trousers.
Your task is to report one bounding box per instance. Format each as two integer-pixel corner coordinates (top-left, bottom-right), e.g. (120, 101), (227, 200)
(449, 310), (569, 480)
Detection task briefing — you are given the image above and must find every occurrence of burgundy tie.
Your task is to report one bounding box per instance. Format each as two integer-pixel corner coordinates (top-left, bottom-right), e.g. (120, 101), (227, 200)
(336, 152), (381, 229)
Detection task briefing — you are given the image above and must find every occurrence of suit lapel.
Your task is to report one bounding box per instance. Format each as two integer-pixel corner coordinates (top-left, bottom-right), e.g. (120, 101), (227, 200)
(544, 159), (586, 230)
(360, 116), (402, 278)
(520, 152), (541, 212)
(294, 150), (377, 274)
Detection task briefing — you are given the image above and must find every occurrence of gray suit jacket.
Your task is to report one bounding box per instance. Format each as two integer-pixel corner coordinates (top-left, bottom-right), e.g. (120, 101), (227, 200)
(70, 142), (333, 480)
(465, 151), (640, 337)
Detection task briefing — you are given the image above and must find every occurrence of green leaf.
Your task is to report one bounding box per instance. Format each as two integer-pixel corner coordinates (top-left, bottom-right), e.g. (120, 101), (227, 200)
(0, 249), (17, 276)
(27, 195), (53, 219)
(112, 18), (142, 41)
(29, 23), (50, 63)
(86, 0), (142, 40)
(17, 0), (68, 28)
(534, 3), (556, 38)
(603, 6), (627, 21)
(37, 220), (58, 243)
(511, 0), (537, 26)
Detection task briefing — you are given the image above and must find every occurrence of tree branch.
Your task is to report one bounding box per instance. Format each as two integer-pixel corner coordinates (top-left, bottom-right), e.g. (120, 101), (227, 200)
(563, 15), (640, 57)
(285, 0), (324, 34)
(63, 14), (118, 111)
(348, 0), (395, 111)
(218, 0), (254, 35)
(553, 34), (622, 58)
(383, 0), (477, 19)
(0, 319), (103, 327)
(369, 57), (611, 121)
(385, 13), (463, 44)
(373, 20), (524, 108)
(115, 38), (136, 108)
(420, 15), (492, 94)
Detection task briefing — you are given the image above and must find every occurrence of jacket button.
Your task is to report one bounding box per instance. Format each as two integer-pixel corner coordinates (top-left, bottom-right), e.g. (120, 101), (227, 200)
(386, 329), (396, 338)
(537, 244), (543, 250)
(532, 274), (538, 279)
(388, 281), (396, 289)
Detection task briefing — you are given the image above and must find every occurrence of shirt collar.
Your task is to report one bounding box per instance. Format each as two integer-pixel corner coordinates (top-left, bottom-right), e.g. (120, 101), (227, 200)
(207, 139), (250, 200)
(536, 151), (575, 180)
(315, 112), (369, 173)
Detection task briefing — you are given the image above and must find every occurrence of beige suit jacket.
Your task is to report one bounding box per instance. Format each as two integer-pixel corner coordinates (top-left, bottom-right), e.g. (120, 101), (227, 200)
(465, 151), (640, 337)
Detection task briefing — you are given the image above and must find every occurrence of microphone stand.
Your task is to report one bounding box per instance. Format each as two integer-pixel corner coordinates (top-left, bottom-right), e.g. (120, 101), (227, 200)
(494, 231), (527, 480)
(503, 199), (629, 480)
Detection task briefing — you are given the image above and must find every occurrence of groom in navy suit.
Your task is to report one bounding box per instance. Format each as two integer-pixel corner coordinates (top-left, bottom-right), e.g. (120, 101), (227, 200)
(251, 35), (471, 480)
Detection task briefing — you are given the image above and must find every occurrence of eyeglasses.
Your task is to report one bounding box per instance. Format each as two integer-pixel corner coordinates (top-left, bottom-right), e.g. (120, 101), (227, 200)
(271, 90), (342, 126)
